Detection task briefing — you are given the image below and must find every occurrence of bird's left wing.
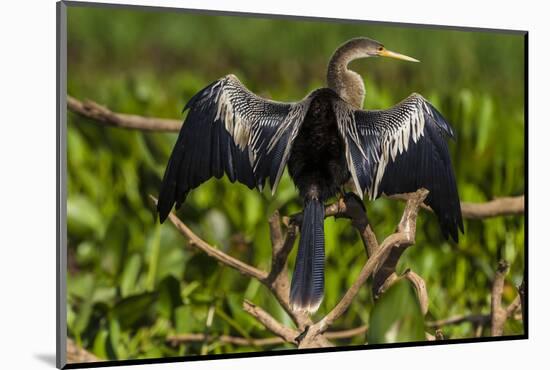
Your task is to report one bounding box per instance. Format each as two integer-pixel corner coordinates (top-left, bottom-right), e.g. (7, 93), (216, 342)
(157, 74), (313, 222)
(333, 93), (463, 241)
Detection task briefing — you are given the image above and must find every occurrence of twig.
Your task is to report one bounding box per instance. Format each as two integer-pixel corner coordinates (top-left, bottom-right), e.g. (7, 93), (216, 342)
(168, 333), (285, 347)
(151, 194), (312, 334)
(66, 338), (100, 364)
(67, 95), (182, 131)
(242, 300), (298, 344)
(491, 260), (510, 336)
(166, 325), (368, 346)
(461, 196), (524, 219)
(376, 270), (429, 315)
(315, 189), (429, 335)
(265, 217), (311, 331)
(427, 314), (491, 328)
(505, 295), (521, 318)
(427, 295), (522, 329)
(150, 196), (268, 282)
(387, 193), (524, 219)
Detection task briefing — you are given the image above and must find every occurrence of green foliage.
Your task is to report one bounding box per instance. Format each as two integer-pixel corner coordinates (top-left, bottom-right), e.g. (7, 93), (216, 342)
(368, 280), (425, 344)
(66, 4), (525, 359)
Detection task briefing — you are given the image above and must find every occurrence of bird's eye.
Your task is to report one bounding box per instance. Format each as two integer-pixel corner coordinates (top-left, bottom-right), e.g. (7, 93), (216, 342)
(378, 46), (384, 51)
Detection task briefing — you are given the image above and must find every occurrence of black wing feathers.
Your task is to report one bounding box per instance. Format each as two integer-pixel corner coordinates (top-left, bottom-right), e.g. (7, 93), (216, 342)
(157, 75), (311, 222)
(343, 93), (463, 241)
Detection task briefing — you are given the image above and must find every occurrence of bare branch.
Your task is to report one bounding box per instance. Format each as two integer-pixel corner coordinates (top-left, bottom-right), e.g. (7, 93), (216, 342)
(150, 196), (268, 282)
(268, 211), (284, 254)
(67, 338), (100, 364)
(291, 195), (379, 256)
(67, 95), (181, 131)
(324, 325), (368, 340)
(429, 265), (522, 337)
(427, 314), (491, 328)
(428, 294), (521, 330)
(242, 300), (298, 344)
(505, 295), (521, 318)
(315, 189), (429, 334)
(387, 193), (524, 219)
(265, 220), (311, 330)
(377, 270), (429, 315)
(491, 260), (510, 336)
(166, 325), (368, 347)
(151, 195), (312, 337)
(168, 333), (285, 347)
(461, 196), (524, 219)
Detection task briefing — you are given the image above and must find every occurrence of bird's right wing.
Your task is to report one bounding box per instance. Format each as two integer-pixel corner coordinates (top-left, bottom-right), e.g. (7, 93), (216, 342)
(333, 93), (463, 241)
(157, 74), (313, 222)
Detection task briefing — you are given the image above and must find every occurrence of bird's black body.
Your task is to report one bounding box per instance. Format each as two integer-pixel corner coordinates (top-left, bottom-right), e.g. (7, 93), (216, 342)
(288, 89), (350, 201)
(286, 89), (350, 311)
(157, 37), (464, 313)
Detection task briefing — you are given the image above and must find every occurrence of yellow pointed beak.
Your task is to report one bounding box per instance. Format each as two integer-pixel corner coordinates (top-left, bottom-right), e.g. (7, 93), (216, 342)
(378, 48), (420, 62)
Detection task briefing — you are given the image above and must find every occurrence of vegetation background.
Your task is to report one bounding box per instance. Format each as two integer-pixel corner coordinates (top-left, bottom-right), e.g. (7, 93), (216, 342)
(66, 4), (525, 361)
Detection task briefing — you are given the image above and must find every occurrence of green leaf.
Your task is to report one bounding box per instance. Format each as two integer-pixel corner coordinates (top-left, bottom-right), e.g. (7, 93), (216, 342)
(174, 305), (202, 333)
(368, 280), (426, 344)
(155, 275), (183, 319)
(109, 318), (122, 359)
(92, 329), (110, 359)
(111, 292), (157, 329)
(67, 195), (106, 239)
(120, 254), (142, 297)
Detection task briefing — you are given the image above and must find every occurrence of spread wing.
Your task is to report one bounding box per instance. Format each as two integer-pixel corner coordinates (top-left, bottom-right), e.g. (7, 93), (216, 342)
(157, 74), (312, 222)
(334, 93), (464, 241)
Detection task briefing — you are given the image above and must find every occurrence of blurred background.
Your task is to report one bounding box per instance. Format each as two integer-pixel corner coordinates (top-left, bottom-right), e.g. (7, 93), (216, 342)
(66, 4), (525, 361)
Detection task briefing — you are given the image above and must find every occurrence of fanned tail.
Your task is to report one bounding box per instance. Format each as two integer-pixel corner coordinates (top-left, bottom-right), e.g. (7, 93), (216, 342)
(290, 197), (325, 313)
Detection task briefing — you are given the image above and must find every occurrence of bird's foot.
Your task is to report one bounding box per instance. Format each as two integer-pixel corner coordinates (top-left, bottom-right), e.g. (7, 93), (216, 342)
(294, 325), (310, 344)
(343, 192), (366, 211)
(339, 192), (368, 227)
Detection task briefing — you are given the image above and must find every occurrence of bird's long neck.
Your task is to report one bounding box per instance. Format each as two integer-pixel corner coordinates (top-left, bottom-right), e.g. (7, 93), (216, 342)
(326, 44), (366, 109)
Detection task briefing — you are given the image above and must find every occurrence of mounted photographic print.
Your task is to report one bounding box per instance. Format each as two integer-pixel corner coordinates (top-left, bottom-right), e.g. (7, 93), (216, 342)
(57, 1), (527, 368)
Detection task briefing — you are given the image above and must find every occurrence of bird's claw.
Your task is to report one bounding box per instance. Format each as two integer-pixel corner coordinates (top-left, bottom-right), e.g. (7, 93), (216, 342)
(294, 325), (310, 344)
(343, 192), (366, 212)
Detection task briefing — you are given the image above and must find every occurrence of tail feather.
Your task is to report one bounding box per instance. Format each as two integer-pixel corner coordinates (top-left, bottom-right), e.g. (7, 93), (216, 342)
(290, 198), (325, 313)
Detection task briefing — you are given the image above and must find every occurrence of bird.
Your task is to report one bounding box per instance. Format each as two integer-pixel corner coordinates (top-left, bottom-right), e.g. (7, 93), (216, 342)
(157, 37), (463, 313)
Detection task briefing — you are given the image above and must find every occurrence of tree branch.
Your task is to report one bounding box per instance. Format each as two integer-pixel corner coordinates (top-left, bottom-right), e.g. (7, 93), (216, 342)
(67, 95), (182, 131)
(387, 193), (524, 219)
(242, 300), (298, 344)
(150, 195), (313, 335)
(67, 338), (100, 364)
(166, 325), (368, 347)
(314, 189), (429, 335)
(428, 261), (523, 338)
(427, 314), (491, 328)
(150, 196), (267, 282)
(491, 260), (510, 336)
(264, 215), (311, 330)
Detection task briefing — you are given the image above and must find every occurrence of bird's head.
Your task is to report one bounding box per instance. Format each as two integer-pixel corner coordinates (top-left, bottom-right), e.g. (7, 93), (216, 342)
(327, 37), (419, 109)
(341, 37), (420, 63)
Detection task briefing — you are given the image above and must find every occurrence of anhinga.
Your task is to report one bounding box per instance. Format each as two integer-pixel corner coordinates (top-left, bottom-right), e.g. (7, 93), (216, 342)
(157, 37), (463, 313)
